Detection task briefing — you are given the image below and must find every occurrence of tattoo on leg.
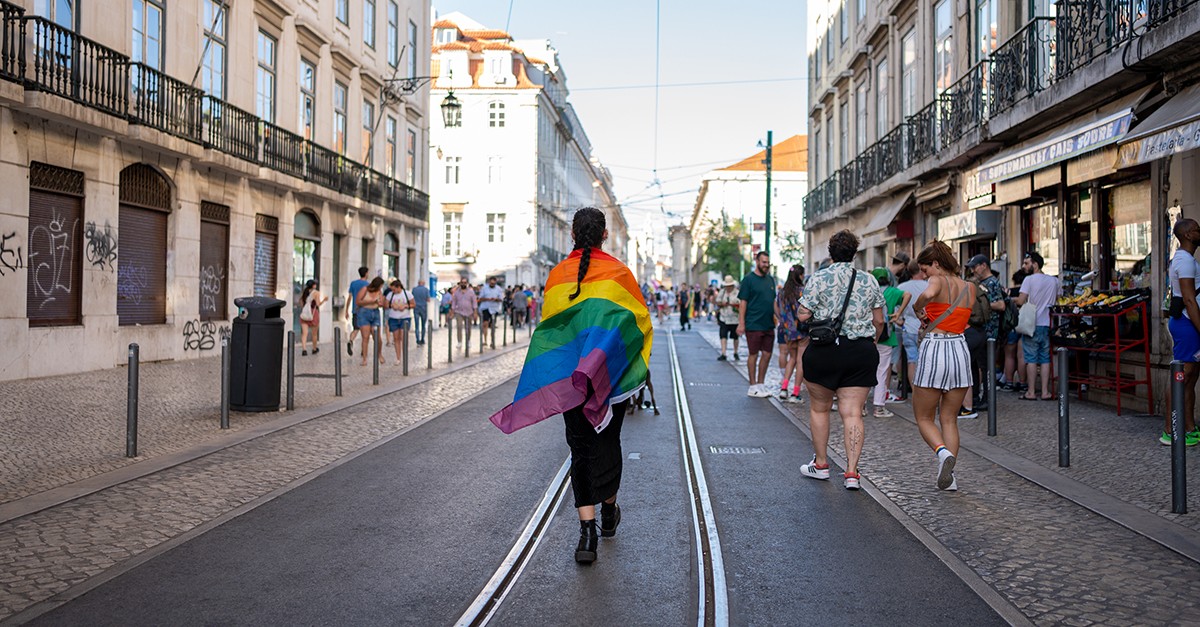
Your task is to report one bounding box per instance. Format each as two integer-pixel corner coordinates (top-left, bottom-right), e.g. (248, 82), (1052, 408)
(847, 424), (863, 452)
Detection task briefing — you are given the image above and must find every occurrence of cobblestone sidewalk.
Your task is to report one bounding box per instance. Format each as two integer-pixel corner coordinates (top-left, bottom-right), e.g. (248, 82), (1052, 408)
(687, 318), (1200, 626)
(0, 319), (532, 505)
(0, 349), (527, 622)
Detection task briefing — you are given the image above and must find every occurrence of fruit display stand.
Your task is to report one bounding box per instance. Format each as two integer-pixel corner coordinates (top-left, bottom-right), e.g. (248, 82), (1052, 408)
(1049, 292), (1153, 416)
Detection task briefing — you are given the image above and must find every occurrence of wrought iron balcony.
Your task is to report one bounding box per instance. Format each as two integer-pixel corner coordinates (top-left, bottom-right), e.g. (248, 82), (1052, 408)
(306, 142), (341, 189)
(938, 61), (988, 148)
(260, 122), (306, 179)
(803, 172), (840, 228)
(129, 63), (202, 142)
(388, 177), (430, 221)
(989, 17), (1056, 116)
(905, 101), (939, 166)
(21, 16), (127, 117)
(201, 96), (259, 162)
(0, 1), (23, 83)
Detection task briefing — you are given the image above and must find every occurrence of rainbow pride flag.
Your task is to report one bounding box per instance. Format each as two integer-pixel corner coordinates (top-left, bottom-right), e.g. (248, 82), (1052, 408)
(490, 248), (653, 434)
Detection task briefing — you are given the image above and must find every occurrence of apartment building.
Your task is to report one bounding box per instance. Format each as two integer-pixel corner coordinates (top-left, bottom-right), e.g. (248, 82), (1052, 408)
(804, 0), (1200, 409)
(428, 12), (627, 288)
(0, 0), (432, 381)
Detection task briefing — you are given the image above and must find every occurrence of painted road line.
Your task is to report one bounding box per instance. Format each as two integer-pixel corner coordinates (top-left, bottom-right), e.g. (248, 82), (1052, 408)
(455, 457), (572, 627)
(668, 330), (730, 627)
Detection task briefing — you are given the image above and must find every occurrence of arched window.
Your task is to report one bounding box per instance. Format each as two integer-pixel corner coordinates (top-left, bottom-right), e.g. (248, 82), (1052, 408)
(118, 164), (172, 325)
(292, 210), (321, 322)
(488, 101), (505, 128)
(384, 231), (400, 281)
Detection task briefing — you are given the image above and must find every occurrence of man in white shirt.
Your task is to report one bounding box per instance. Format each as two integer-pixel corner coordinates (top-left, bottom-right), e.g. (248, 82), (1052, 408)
(1166, 218), (1200, 446)
(477, 276), (505, 348)
(1013, 251), (1060, 401)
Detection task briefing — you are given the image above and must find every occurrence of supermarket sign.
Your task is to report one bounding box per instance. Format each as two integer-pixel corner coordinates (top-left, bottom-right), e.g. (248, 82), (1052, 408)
(978, 110), (1133, 185)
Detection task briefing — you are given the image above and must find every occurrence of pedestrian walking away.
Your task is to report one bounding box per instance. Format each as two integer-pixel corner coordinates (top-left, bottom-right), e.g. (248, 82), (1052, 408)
(298, 280), (327, 356)
(1013, 251), (1060, 401)
(411, 279), (430, 345)
(1165, 218), (1200, 446)
(896, 261), (929, 401)
(738, 251), (777, 397)
(796, 230), (885, 490)
(911, 240), (976, 491)
(964, 254), (1007, 417)
(869, 268), (910, 417)
(488, 207), (652, 565)
(774, 265), (810, 402)
(451, 277), (478, 349)
(355, 277), (387, 366)
(679, 284), (691, 331)
(386, 279), (413, 365)
(345, 266), (369, 356)
(715, 275), (741, 361)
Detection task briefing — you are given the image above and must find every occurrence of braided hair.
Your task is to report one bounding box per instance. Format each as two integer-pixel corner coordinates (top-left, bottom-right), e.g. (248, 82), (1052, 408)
(569, 207), (606, 300)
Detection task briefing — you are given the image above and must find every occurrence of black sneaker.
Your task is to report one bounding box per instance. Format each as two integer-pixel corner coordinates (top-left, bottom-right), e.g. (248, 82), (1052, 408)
(732, 353), (740, 361)
(347, 341), (353, 356)
(575, 520), (598, 563)
(957, 406), (978, 419)
(600, 503), (621, 537)
(717, 354), (727, 361)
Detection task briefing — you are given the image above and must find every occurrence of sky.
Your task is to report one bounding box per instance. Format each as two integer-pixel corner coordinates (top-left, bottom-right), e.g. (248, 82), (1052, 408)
(433, 0), (809, 241)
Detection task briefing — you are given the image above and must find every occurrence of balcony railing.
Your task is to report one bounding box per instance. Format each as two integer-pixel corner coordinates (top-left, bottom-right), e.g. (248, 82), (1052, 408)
(0, 1), (23, 83)
(202, 96), (260, 163)
(22, 16), (127, 116)
(990, 17), (1056, 116)
(261, 123), (306, 179)
(129, 63), (202, 142)
(905, 101), (940, 165)
(938, 61), (988, 148)
(389, 178), (430, 221)
(307, 142), (341, 189)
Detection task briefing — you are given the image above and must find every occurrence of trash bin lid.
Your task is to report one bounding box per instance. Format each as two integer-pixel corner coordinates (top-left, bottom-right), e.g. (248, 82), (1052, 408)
(233, 296), (287, 310)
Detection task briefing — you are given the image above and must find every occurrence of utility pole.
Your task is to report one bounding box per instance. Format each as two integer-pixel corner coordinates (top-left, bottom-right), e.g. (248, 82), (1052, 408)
(764, 130), (773, 259)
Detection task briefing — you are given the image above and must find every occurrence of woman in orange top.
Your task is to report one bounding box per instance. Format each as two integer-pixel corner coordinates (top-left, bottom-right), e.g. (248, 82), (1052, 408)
(912, 240), (976, 492)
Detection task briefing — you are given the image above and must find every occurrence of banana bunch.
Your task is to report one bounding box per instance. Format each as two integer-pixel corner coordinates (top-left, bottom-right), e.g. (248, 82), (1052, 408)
(1056, 290), (1124, 308)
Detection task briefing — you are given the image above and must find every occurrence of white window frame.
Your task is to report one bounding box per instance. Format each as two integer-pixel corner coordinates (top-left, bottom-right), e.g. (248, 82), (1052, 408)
(256, 30), (276, 123)
(201, 0), (226, 100)
(300, 58), (316, 140)
(334, 81), (348, 155)
(489, 101), (505, 128)
(363, 0), (375, 49)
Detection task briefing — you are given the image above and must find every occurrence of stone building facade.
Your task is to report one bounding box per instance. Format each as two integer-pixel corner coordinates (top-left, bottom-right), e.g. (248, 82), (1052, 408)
(0, 0), (431, 381)
(427, 12), (627, 289)
(805, 0), (1200, 411)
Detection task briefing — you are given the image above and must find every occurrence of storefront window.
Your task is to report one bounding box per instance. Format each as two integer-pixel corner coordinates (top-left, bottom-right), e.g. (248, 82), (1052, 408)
(1110, 181), (1152, 289)
(1026, 202), (1060, 276)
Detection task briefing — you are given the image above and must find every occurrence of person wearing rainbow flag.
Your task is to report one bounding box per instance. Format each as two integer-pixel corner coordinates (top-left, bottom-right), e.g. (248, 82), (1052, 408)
(489, 207), (653, 565)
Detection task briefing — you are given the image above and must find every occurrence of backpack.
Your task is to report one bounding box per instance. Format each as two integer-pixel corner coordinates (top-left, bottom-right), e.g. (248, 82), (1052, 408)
(299, 293), (315, 321)
(968, 281), (990, 329)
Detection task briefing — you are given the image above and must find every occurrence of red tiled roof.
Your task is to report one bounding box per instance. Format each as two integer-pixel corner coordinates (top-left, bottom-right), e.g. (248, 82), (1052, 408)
(463, 29), (511, 40)
(720, 134), (808, 172)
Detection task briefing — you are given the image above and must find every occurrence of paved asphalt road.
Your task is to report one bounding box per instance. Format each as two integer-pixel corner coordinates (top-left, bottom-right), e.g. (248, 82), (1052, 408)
(32, 329), (1002, 626)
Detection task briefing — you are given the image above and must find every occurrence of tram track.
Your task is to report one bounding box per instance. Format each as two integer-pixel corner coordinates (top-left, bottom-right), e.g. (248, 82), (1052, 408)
(457, 329), (728, 627)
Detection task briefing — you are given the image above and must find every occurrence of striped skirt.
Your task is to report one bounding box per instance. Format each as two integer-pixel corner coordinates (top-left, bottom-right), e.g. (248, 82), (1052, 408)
(913, 332), (973, 392)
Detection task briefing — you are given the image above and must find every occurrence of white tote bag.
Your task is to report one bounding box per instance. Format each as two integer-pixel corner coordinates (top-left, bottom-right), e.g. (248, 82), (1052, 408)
(1015, 302), (1037, 336)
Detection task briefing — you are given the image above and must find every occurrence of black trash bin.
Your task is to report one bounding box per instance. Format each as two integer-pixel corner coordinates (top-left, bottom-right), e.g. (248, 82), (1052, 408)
(229, 296), (286, 412)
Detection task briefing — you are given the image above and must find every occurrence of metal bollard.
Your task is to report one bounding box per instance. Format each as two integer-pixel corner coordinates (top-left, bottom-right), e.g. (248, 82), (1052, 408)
(503, 313), (508, 347)
(220, 338), (230, 429)
(480, 318), (485, 353)
(447, 315), (453, 364)
(126, 343), (139, 457)
(427, 324), (433, 370)
(465, 319), (471, 358)
(403, 326), (409, 376)
(513, 314), (518, 344)
(373, 325), (381, 385)
(1057, 347), (1070, 468)
(286, 330), (295, 411)
(334, 326), (343, 397)
(987, 337), (998, 436)
(1171, 360), (1188, 514)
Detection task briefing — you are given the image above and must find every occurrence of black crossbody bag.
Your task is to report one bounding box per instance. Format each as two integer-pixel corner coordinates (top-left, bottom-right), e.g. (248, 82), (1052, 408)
(808, 269), (856, 346)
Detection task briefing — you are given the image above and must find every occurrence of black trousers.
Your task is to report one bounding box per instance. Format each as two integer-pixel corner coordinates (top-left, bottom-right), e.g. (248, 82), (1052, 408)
(964, 326), (986, 400)
(563, 400), (629, 509)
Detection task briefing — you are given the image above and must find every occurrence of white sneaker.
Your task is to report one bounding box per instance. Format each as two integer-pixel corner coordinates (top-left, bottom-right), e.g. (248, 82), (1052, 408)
(844, 473), (861, 490)
(752, 385), (773, 398)
(945, 474), (958, 491)
(800, 456), (831, 480)
(936, 453), (957, 490)
(778, 388), (790, 400)
(747, 385), (758, 397)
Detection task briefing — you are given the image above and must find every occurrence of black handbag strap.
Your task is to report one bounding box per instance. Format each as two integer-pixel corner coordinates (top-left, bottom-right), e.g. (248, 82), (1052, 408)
(832, 268), (857, 335)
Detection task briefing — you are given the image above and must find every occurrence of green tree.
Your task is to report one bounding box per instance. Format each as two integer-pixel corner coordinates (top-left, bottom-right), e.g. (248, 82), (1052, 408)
(704, 214), (751, 279)
(777, 230), (805, 266)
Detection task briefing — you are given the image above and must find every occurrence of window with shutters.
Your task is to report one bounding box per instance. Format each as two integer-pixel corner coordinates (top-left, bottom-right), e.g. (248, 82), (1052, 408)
(27, 162), (85, 326)
(200, 202), (230, 320)
(118, 164), (172, 326)
(254, 214), (279, 298)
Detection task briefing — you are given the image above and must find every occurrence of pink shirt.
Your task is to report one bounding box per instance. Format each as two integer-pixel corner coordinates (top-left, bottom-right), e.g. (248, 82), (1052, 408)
(451, 287), (477, 317)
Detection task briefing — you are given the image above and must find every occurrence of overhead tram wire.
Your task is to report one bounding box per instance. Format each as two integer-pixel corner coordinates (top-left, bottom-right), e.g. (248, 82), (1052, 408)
(653, 0), (663, 217)
(572, 76), (808, 92)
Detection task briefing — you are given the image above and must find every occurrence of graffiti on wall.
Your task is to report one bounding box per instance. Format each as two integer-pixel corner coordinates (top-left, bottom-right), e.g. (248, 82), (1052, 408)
(117, 263), (149, 305)
(29, 210), (77, 309)
(83, 221), (118, 271)
(0, 232), (23, 276)
(183, 319), (231, 351)
(200, 264), (225, 315)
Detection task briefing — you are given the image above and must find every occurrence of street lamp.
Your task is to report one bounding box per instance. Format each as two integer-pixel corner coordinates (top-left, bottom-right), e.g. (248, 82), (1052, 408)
(757, 130), (774, 259)
(381, 73), (462, 127)
(440, 90), (462, 127)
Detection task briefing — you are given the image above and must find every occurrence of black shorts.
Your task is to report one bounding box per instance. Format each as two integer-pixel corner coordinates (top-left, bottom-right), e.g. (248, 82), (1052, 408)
(718, 322), (738, 339)
(802, 337), (880, 390)
(480, 309), (495, 324)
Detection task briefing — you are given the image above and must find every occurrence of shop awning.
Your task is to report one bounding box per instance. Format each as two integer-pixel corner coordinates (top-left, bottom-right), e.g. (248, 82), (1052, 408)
(977, 87), (1153, 186)
(1116, 83), (1200, 168)
(862, 192), (912, 237)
